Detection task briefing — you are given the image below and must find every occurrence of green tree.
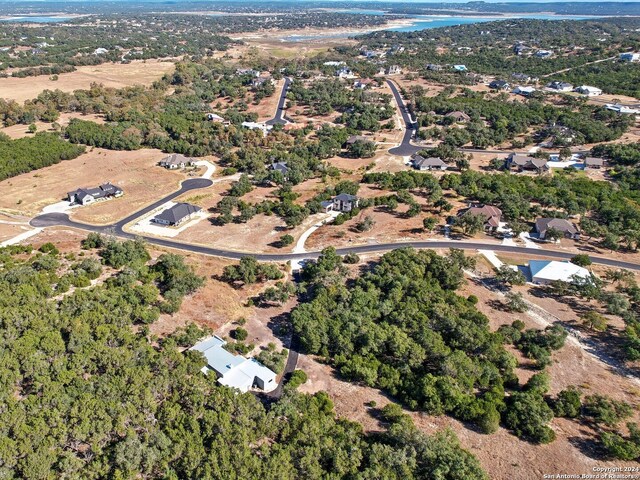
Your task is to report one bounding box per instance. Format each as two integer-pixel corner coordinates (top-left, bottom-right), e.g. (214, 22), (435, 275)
(495, 265), (526, 286)
(581, 311), (608, 332)
(570, 254), (592, 267)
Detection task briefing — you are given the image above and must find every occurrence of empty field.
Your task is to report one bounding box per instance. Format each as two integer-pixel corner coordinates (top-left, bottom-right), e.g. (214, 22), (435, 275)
(0, 59), (175, 103)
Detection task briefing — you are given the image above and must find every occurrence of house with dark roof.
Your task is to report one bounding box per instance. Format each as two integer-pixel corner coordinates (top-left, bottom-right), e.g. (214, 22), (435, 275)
(506, 153), (549, 173)
(269, 162), (289, 180)
(153, 203), (201, 226)
(446, 111), (470, 123)
(534, 218), (579, 240)
(67, 183), (123, 206)
(457, 204), (503, 232)
(159, 153), (194, 170)
(547, 81), (574, 92)
(489, 79), (510, 90)
(332, 193), (359, 212)
(513, 44), (531, 56)
(411, 154), (448, 171)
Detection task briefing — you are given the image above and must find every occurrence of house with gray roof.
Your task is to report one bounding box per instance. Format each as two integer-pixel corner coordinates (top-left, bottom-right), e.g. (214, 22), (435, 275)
(446, 111), (471, 122)
(270, 162), (289, 174)
(583, 157), (604, 169)
(332, 193), (359, 212)
(506, 153), (549, 173)
(67, 183), (123, 206)
(527, 260), (591, 285)
(153, 203), (201, 226)
(534, 217), (579, 240)
(190, 336), (277, 393)
(159, 153), (194, 170)
(411, 154), (448, 171)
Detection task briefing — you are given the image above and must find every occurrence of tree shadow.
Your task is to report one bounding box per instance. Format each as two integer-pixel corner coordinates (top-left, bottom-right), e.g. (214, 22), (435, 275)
(568, 433), (607, 461)
(266, 311), (293, 343)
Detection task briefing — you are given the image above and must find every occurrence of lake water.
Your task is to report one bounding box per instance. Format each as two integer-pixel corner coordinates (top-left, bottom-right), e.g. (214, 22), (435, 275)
(281, 12), (602, 41)
(388, 14), (601, 32)
(0, 16), (72, 23)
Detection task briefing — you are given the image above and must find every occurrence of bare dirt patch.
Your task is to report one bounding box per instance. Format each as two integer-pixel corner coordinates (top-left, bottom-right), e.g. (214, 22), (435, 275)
(0, 60), (175, 103)
(0, 222), (33, 243)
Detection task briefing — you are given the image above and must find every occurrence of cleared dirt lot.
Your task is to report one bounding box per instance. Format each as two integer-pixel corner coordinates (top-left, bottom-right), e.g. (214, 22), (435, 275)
(0, 147), (185, 222)
(0, 60), (175, 103)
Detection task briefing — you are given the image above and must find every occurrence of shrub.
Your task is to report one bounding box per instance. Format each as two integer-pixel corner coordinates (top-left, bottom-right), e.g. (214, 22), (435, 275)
(287, 369), (308, 389)
(550, 387), (582, 418)
(231, 328), (248, 341)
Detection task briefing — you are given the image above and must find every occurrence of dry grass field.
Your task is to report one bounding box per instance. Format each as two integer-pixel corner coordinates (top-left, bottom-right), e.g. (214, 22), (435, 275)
(0, 59), (175, 103)
(0, 112), (105, 139)
(0, 147), (185, 223)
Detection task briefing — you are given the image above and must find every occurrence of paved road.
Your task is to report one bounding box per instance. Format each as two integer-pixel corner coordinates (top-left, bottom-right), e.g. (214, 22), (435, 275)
(32, 177), (213, 236)
(385, 78), (589, 157)
(266, 77), (293, 126)
(386, 79), (421, 156)
(28, 205), (640, 271)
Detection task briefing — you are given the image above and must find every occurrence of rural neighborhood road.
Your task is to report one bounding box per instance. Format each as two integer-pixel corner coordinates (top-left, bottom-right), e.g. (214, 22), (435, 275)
(266, 77), (293, 125)
(31, 206), (640, 272)
(385, 78), (589, 157)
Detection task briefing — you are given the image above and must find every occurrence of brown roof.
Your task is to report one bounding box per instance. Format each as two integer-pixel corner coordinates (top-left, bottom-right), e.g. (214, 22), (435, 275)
(508, 153), (548, 169)
(584, 157), (604, 166)
(446, 111), (471, 121)
(460, 204), (503, 227)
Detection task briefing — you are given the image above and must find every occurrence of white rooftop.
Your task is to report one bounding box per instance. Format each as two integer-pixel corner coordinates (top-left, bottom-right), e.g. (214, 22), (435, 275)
(528, 260), (591, 283)
(191, 336), (278, 393)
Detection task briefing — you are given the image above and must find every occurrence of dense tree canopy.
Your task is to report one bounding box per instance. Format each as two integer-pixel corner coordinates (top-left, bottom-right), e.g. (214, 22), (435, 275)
(0, 240), (488, 479)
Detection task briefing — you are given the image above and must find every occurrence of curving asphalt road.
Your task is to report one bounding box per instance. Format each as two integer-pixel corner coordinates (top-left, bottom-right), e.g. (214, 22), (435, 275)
(266, 77), (293, 126)
(32, 177), (213, 236)
(30, 205), (640, 271)
(385, 78), (589, 158)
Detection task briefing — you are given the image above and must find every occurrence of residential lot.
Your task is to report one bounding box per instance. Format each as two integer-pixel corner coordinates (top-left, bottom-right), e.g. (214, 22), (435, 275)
(0, 147), (185, 223)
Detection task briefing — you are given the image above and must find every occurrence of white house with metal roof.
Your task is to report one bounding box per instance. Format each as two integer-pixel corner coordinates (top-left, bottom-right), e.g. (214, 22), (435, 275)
(190, 336), (278, 393)
(527, 260), (591, 285)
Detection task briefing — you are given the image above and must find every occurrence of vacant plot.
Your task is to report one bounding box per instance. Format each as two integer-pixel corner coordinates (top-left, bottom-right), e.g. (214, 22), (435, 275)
(0, 147), (185, 223)
(0, 60), (175, 103)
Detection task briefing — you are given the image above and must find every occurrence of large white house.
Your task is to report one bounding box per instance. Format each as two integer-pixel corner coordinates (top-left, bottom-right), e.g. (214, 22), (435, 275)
(527, 260), (591, 285)
(575, 85), (602, 96)
(190, 336), (278, 393)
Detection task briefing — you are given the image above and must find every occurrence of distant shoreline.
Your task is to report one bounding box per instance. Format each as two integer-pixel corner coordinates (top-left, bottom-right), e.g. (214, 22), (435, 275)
(0, 14), (85, 21)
